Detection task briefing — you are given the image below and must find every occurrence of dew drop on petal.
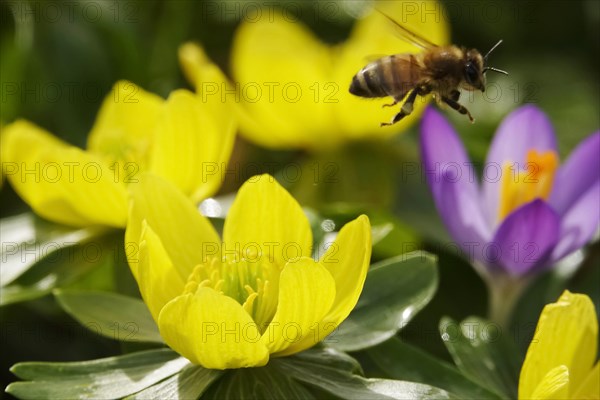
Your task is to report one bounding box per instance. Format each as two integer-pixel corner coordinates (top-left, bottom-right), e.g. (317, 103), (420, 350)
(321, 219), (336, 232)
(199, 198), (222, 218)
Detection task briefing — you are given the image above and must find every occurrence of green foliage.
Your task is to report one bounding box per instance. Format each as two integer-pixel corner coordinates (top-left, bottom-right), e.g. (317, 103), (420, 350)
(439, 317), (522, 399)
(366, 337), (503, 399)
(54, 290), (162, 343)
(6, 349), (189, 399)
(330, 252), (438, 351)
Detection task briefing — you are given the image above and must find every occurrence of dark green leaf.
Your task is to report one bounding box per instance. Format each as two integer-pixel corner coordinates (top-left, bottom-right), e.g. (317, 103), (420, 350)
(366, 337), (503, 399)
(439, 317), (522, 399)
(204, 364), (315, 400)
(54, 289), (162, 343)
(329, 252), (438, 351)
(368, 211), (421, 259)
(286, 346), (362, 375)
(7, 349), (188, 399)
(126, 364), (222, 400)
(274, 348), (455, 399)
(1, 213), (104, 287)
(1, 229), (121, 306)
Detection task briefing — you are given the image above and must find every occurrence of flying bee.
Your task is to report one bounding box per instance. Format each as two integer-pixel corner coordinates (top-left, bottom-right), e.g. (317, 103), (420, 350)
(349, 11), (507, 126)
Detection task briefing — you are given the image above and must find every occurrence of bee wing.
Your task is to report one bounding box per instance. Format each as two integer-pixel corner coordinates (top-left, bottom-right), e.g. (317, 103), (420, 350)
(376, 9), (439, 50)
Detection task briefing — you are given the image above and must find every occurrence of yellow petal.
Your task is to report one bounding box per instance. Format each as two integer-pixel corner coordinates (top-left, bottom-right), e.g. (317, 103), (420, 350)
(529, 365), (570, 400)
(519, 291), (598, 399)
(136, 222), (185, 322)
(276, 215), (371, 356)
(3, 120), (128, 227)
(87, 80), (163, 169)
(333, 1), (449, 138)
(262, 257), (336, 355)
(158, 287), (269, 369)
(149, 89), (236, 203)
(126, 173), (221, 281)
(573, 362), (600, 400)
(231, 12), (338, 149)
(223, 174), (312, 267)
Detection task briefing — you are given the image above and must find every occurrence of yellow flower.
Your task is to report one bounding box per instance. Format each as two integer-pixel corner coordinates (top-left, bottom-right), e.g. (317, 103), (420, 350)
(2, 80), (235, 228)
(180, 0), (448, 150)
(519, 290), (599, 399)
(126, 173), (372, 369)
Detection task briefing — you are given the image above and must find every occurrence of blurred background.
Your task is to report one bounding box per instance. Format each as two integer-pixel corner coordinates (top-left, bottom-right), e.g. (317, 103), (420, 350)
(1, 0), (599, 395)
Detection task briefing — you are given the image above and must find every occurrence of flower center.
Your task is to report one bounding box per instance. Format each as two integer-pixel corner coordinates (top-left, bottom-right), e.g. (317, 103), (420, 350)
(91, 134), (152, 181)
(183, 256), (280, 332)
(498, 150), (558, 221)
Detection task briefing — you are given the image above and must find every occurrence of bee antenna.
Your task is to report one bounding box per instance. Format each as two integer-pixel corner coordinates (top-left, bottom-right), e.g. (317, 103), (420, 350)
(484, 39), (503, 60)
(483, 67), (509, 75)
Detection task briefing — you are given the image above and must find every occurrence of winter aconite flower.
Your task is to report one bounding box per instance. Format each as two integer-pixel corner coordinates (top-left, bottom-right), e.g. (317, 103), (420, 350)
(2, 81), (235, 228)
(421, 105), (599, 277)
(519, 290), (599, 399)
(125, 174), (371, 369)
(180, 1), (448, 150)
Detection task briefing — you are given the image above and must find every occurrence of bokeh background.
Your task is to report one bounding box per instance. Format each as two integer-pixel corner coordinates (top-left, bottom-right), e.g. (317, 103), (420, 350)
(1, 0), (599, 395)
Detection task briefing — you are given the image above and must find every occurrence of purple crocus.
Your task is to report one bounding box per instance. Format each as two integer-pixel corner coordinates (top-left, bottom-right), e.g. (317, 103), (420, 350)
(420, 105), (599, 278)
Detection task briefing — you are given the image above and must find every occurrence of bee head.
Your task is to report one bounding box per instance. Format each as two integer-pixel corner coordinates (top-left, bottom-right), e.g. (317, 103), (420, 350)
(463, 50), (486, 92)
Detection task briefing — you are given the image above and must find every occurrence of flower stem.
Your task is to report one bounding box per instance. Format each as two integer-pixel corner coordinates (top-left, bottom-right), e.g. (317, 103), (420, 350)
(485, 274), (529, 330)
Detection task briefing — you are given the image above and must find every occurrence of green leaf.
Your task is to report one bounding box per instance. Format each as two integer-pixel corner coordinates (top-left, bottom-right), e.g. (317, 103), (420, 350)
(204, 363), (315, 400)
(7, 349), (188, 399)
(328, 252), (438, 351)
(126, 364), (222, 400)
(368, 211), (420, 259)
(274, 347), (455, 399)
(366, 337), (504, 399)
(54, 290), (162, 343)
(439, 317), (522, 399)
(0, 229), (121, 306)
(1, 213), (105, 287)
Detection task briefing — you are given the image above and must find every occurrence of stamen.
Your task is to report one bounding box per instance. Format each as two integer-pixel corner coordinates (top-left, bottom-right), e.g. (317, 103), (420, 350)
(498, 150), (558, 221)
(180, 255), (282, 329)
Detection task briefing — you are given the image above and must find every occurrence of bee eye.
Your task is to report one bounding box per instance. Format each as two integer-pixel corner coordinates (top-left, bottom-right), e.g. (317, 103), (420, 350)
(465, 63), (479, 84)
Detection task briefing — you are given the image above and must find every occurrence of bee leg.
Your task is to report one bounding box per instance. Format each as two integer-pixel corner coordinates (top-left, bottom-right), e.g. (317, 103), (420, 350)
(380, 89), (419, 127)
(382, 99), (398, 108)
(449, 90), (460, 102)
(441, 96), (474, 123)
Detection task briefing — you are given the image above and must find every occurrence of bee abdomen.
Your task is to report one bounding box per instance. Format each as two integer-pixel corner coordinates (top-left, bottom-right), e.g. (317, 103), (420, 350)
(349, 62), (389, 98)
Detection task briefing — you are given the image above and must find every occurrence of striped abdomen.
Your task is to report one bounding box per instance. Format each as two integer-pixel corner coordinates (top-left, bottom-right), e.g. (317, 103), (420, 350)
(349, 54), (423, 99)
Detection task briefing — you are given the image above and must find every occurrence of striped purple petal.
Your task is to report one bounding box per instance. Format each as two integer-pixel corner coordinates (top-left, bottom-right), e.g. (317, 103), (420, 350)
(489, 199), (560, 276)
(420, 107), (491, 249)
(482, 105), (558, 226)
(551, 181), (600, 262)
(550, 131), (600, 216)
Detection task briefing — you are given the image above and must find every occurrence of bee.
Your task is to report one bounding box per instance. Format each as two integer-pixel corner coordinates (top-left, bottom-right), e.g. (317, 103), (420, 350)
(349, 11), (507, 126)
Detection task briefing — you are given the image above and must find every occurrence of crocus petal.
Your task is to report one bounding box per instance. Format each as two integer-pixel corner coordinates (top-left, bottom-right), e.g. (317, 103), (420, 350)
(551, 181), (600, 262)
(136, 223), (186, 322)
(276, 215), (372, 357)
(550, 131), (600, 215)
(482, 105), (558, 225)
(420, 107), (491, 246)
(519, 291), (598, 399)
(573, 362), (600, 399)
(490, 199), (560, 276)
(126, 173), (221, 281)
(529, 366), (570, 400)
(87, 80), (163, 167)
(231, 12), (336, 149)
(223, 174), (312, 267)
(3, 120), (128, 227)
(333, 2), (449, 139)
(158, 287), (269, 369)
(262, 257), (336, 356)
(149, 90), (236, 203)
